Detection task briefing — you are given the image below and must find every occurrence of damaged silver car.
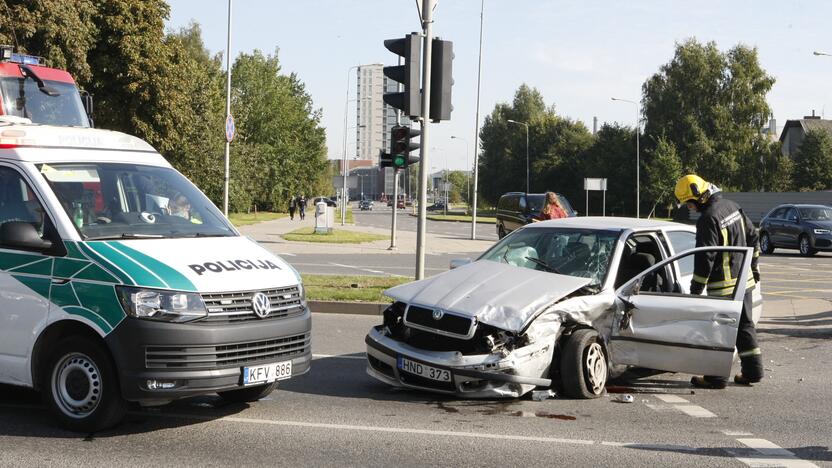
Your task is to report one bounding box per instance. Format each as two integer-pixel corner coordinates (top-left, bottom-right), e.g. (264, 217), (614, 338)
(365, 218), (761, 398)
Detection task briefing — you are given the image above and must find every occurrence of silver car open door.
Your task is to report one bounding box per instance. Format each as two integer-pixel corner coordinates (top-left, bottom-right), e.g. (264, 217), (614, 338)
(610, 246), (754, 377)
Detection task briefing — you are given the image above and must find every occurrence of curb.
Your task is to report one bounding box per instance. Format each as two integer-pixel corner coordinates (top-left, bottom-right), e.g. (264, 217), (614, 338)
(309, 300), (388, 316)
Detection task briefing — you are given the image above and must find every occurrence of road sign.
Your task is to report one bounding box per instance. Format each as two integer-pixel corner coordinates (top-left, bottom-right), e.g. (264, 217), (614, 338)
(225, 114), (236, 143)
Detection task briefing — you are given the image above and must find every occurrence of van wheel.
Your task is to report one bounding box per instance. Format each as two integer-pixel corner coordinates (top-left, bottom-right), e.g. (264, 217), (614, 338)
(760, 232), (774, 254)
(42, 337), (127, 433)
(497, 224), (507, 239)
(560, 329), (607, 399)
(218, 382), (277, 403)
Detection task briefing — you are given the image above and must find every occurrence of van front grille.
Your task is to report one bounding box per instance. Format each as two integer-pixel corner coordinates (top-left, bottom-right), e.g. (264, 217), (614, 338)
(201, 286), (304, 323)
(145, 333), (309, 369)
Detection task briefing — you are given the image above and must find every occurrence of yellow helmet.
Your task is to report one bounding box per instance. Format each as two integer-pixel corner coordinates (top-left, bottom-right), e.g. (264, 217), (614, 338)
(674, 174), (711, 204)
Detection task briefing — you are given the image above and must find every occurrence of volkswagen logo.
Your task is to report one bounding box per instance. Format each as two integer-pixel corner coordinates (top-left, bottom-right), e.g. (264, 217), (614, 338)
(252, 292), (271, 318)
(432, 309), (444, 321)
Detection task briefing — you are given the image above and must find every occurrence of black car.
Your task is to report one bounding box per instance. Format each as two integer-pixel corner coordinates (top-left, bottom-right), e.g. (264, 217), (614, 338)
(495, 192), (576, 238)
(358, 199), (373, 211)
(313, 196), (337, 207)
(426, 201), (446, 211)
(759, 204), (832, 256)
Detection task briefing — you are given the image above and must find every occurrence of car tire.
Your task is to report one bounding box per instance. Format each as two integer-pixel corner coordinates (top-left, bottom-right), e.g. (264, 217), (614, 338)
(799, 235), (817, 256)
(497, 224), (507, 239)
(42, 337), (127, 433)
(560, 329), (607, 399)
(217, 382), (278, 403)
(760, 232), (774, 254)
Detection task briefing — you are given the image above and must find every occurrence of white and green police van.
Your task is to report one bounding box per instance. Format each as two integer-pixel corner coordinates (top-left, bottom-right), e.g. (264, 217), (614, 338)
(0, 118), (311, 431)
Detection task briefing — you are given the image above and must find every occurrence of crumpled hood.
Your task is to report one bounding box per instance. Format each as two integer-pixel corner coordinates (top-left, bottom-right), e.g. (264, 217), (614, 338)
(82, 236), (299, 293)
(385, 260), (591, 332)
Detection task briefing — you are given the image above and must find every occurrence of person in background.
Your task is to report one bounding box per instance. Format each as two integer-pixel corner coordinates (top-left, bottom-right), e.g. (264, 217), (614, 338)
(288, 195), (297, 221)
(536, 191), (568, 221)
(298, 193), (307, 220)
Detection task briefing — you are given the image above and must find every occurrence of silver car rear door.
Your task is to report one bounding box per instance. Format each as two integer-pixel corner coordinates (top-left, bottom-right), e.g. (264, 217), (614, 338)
(609, 246), (753, 377)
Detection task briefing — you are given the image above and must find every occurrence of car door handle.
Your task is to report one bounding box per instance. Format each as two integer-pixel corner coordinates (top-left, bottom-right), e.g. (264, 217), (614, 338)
(712, 314), (737, 325)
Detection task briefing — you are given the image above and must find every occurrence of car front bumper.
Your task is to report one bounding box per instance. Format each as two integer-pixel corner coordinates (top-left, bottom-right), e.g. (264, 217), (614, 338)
(105, 308), (312, 403)
(364, 326), (553, 398)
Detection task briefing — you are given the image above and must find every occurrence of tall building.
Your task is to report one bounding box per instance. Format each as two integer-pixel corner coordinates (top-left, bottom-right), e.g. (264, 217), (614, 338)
(355, 65), (410, 197)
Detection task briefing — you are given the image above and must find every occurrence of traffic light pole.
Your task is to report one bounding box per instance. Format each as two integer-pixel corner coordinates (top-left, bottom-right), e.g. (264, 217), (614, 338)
(415, 0), (435, 280)
(389, 55), (402, 251)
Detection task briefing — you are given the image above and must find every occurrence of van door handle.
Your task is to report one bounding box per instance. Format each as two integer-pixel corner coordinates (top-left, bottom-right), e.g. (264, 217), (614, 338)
(712, 314), (737, 325)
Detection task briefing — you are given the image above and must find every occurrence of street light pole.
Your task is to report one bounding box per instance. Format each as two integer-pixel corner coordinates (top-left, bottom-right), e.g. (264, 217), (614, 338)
(471, 0), (485, 240)
(611, 97), (641, 218)
(507, 119), (529, 193)
(222, 0), (232, 216)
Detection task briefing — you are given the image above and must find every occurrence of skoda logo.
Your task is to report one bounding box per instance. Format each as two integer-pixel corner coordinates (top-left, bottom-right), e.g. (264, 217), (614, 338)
(432, 309), (444, 321)
(252, 292), (271, 318)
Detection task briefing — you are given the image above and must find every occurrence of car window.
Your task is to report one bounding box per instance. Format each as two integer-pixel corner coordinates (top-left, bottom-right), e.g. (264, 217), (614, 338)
(798, 207), (832, 221)
(0, 166), (48, 243)
(518, 196), (527, 211)
(631, 248), (746, 298)
(786, 208), (798, 222)
(666, 231), (696, 276)
(769, 207), (786, 219)
(479, 227), (619, 286)
(526, 194), (545, 214)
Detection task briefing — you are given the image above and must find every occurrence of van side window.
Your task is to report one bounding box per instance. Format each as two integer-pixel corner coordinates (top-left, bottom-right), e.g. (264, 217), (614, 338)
(0, 166), (47, 238)
(518, 196), (527, 211)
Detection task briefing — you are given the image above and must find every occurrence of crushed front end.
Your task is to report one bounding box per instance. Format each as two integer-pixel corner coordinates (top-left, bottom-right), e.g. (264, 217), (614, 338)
(365, 302), (557, 398)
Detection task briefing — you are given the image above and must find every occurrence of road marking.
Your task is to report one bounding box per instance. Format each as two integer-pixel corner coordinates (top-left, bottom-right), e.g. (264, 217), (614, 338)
(655, 395), (689, 404)
(675, 405), (716, 418)
(280, 253), (296, 257)
(734, 438), (819, 468)
(312, 354), (366, 360)
(722, 430), (754, 436)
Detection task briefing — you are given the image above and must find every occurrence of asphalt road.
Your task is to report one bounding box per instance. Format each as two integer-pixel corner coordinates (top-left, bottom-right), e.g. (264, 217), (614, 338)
(1, 313), (829, 467)
(355, 206), (499, 242)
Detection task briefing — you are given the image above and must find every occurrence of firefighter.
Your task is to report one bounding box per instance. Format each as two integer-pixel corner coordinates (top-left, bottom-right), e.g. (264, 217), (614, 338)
(674, 174), (764, 389)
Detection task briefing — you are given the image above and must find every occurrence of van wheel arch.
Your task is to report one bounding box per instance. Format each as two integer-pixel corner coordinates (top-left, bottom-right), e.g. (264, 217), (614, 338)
(31, 320), (108, 392)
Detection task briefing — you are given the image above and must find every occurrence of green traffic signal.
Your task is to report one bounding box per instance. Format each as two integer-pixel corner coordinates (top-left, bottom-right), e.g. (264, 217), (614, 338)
(393, 154), (407, 168)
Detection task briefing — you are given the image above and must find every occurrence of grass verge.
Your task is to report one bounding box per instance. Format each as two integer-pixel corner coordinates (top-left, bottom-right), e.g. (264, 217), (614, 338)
(281, 227), (387, 244)
(302, 274), (412, 302)
(228, 212), (286, 226)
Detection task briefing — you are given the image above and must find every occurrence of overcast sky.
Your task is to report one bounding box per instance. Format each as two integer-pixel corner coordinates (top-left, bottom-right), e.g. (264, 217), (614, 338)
(167, 0), (832, 171)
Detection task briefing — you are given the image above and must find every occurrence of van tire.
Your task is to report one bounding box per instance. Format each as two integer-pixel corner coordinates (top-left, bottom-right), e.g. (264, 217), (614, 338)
(497, 224), (507, 239)
(218, 382), (277, 403)
(42, 337), (127, 433)
(560, 329), (607, 399)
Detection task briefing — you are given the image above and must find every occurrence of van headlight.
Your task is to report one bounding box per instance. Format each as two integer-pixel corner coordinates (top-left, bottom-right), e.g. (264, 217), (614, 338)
(117, 286), (207, 323)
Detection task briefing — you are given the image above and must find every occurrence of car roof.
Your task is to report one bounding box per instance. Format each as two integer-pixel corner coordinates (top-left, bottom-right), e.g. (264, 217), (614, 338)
(524, 216), (692, 232)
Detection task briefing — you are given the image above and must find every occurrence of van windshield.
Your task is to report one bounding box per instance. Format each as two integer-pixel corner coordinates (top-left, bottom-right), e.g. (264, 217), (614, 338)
(39, 163), (235, 240)
(0, 77), (89, 127)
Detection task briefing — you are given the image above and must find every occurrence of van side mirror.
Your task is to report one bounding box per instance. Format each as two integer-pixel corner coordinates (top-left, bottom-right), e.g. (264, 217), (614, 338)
(0, 221), (52, 252)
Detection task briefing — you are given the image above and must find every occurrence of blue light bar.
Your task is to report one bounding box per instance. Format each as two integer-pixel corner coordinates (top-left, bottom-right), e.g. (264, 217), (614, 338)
(9, 53), (43, 66)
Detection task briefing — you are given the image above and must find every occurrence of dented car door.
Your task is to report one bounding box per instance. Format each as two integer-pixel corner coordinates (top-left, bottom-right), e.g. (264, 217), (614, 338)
(609, 246), (753, 377)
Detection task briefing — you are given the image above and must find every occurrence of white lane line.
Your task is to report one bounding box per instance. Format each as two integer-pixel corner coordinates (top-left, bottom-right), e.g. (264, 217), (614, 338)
(675, 405), (716, 418)
(312, 354), (366, 360)
(644, 404), (678, 413)
(723, 430), (754, 436)
(280, 253), (296, 257)
(655, 395), (689, 404)
(735, 438), (819, 468)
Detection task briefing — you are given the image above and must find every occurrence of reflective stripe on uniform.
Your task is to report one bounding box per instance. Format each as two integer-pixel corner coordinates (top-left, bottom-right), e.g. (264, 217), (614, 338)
(739, 348), (762, 357)
(693, 274), (708, 284)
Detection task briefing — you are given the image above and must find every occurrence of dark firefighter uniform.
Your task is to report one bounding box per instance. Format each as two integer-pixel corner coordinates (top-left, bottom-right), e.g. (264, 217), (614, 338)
(675, 174), (764, 388)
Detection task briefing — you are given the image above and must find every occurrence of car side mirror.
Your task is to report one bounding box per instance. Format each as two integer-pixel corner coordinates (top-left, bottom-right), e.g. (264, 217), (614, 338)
(0, 221), (53, 252)
(450, 258), (473, 270)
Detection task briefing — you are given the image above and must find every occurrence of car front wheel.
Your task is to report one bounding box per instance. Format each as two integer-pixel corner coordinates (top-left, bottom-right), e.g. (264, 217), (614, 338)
(560, 329), (607, 399)
(760, 232), (774, 254)
(799, 234), (817, 256)
(42, 337), (127, 432)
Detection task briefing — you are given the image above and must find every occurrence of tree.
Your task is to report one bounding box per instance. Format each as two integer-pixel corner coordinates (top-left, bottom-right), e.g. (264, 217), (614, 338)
(642, 39), (775, 188)
(581, 124), (637, 215)
(479, 84), (592, 206)
(642, 137), (682, 217)
(793, 129), (832, 191)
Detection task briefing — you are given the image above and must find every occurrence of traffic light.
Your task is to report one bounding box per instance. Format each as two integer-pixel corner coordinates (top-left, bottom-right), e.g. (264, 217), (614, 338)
(380, 150), (393, 168)
(430, 38), (454, 122)
(383, 33), (421, 118)
(390, 125), (421, 169)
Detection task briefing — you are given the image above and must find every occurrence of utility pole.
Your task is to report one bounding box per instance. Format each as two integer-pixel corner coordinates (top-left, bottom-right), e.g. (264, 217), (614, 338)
(471, 0), (485, 239)
(415, 0), (435, 280)
(222, 0), (233, 216)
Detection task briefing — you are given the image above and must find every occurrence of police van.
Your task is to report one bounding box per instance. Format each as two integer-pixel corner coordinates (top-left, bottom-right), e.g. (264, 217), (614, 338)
(0, 119), (311, 431)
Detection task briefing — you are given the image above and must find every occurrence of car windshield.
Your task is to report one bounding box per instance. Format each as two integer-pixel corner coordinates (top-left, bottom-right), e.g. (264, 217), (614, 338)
(39, 163), (235, 240)
(0, 77), (89, 127)
(798, 207), (832, 221)
(478, 227), (619, 286)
